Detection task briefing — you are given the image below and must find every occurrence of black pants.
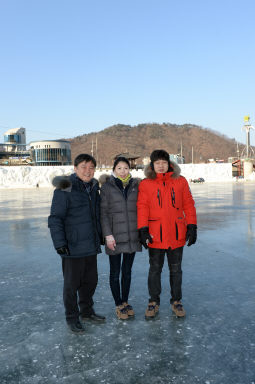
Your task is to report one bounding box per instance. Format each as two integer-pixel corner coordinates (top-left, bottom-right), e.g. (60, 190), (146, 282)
(109, 253), (135, 306)
(62, 255), (98, 323)
(148, 247), (183, 305)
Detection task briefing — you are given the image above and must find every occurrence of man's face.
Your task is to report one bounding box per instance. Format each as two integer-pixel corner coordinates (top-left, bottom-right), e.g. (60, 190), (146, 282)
(153, 159), (169, 174)
(74, 160), (95, 182)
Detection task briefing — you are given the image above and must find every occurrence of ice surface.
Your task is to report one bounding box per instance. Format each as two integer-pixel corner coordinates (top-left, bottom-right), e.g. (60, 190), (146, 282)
(0, 183), (255, 384)
(0, 163), (235, 188)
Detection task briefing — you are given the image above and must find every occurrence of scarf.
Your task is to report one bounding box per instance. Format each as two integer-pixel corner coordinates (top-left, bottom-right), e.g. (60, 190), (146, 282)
(117, 173), (131, 188)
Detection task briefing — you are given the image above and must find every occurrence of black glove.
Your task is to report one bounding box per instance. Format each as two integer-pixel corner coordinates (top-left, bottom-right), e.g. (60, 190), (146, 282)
(139, 227), (153, 249)
(56, 246), (70, 256)
(186, 224), (197, 247)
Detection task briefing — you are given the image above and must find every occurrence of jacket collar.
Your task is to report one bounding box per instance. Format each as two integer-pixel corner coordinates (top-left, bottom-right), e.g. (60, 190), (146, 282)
(52, 173), (98, 191)
(144, 160), (181, 180)
(155, 172), (173, 181)
(99, 173), (140, 187)
(72, 173), (98, 192)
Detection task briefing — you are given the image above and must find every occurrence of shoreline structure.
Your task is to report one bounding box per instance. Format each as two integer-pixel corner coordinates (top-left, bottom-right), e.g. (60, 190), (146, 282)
(0, 163), (254, 188)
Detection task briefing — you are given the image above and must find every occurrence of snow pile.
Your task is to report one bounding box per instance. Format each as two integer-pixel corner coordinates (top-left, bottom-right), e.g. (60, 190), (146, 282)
(0, 163), (233, 188)
(247, 171), (255, 181)
(0, 166), (74, 188)
(180, 163), (233, 182)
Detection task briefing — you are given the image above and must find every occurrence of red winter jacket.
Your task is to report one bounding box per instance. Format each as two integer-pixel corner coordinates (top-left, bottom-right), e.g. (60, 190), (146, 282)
(137, 162), (197, 250)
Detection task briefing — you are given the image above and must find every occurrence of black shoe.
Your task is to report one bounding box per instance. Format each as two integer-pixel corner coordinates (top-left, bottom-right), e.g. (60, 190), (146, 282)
(81, 312), (106, 322)
(67, 320), (85, 334)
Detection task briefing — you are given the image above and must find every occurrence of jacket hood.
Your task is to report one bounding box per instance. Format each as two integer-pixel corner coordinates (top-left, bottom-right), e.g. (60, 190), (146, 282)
(99, 173), (141, 187)
(98, 173), (111, 187)
(144, 160), (181, 180)
(52, 173), (98, 190)
(52, 175), (72, 190)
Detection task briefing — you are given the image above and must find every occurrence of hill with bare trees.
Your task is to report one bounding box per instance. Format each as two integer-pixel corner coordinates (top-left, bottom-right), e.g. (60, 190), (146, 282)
(68, 123), (247, 166)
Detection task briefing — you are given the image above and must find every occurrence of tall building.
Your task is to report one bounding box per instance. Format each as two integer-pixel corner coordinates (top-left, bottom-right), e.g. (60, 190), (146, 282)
(0, 127), (30, 165)
(3, 127), (27, 151)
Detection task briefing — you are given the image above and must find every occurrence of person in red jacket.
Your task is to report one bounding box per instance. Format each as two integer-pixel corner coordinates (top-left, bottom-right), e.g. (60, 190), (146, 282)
(137, 150), (197, 318)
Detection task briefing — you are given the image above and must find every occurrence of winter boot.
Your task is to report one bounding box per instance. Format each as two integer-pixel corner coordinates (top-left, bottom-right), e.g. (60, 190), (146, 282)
(145, 302), (159, 319)
(123, 302), (135, 317)
(116, 305), (129, 320)
(171, 301), (186, 317)
(67, 319), (85, 334)
(81, 311), (106, 322)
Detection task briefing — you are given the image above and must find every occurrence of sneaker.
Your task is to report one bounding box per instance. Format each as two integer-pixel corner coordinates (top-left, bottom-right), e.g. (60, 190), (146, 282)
(67, 320), (85, 334)
(171, 301), (186, 317)
(123, 302), (135, 317)
(145, 302), (159, 319)
(116, 305), (129, 320)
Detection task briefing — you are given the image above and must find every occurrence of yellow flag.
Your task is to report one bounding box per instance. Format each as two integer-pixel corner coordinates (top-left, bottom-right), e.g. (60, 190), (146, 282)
(244, 115), (250, 122)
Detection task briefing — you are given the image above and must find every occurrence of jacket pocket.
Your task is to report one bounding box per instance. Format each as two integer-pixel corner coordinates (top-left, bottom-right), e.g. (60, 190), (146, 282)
(175, 217), (187, 241)
(148, 219), (161, 243)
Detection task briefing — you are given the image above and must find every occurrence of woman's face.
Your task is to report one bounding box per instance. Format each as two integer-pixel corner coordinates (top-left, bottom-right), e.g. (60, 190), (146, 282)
(114, 161), (130, 179)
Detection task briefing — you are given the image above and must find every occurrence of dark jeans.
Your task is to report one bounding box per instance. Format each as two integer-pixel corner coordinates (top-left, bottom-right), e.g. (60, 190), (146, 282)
(148, 247), (183, 305)
(109, 253), (135, 306)
(62, 255), (98, 323)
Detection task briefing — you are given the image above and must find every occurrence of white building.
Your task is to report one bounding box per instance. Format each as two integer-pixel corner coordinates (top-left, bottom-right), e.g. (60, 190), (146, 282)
(29, 140), (71, 166)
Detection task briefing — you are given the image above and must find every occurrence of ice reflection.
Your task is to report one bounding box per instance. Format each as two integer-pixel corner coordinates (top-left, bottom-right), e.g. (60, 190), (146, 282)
(191, 183), (255, 248)
(0, 188), (53, 220)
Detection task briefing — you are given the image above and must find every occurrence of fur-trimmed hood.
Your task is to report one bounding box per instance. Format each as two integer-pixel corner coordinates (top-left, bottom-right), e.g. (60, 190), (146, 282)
(144, 160), (181, 180)
(98, 173), (141, 187)
(52, 175), (72, 190)
(98, 173), (111, 187)
(52, 173), (98, 191)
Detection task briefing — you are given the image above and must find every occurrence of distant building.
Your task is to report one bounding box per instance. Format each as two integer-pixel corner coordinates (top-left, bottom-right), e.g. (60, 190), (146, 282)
(169, 154), (185, 164)
(4, 127), (26, 150)
(114, 152), (140, 169)
(0, 127), (31, 165)
(30, 140), (71, 166)
(0, 128), (72, 166)
(142, 157), (150, 166)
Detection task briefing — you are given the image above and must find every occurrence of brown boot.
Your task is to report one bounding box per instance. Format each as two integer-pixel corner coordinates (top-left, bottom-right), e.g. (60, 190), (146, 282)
(171, 301), (186, 317)
(123, 302), (135, 317)
(145, 302), (159, 319)
(116, 305), (129, 320)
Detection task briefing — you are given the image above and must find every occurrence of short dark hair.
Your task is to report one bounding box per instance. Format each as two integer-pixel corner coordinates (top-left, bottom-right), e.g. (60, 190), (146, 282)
(74, 154), (96, 167)
(113, 156), (130, 170)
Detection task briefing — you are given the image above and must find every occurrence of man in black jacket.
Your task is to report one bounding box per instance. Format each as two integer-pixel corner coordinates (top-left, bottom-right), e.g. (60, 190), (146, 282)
(48, 154), (105, 333)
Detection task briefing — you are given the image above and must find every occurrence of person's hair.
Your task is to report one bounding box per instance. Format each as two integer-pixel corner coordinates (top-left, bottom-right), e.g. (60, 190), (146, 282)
(113, 156), (130, 171)
(150, 149), (171, 171)
(150, 149), (169, 163)
(74, 154), (96, 167)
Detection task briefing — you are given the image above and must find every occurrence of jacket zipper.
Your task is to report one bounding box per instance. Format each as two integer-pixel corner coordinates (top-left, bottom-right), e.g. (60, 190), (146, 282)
(171, 187), (175, 208)
(175, 222), (178, 240)
(157, 189), (163, 208)
(88, 184), (100, 247)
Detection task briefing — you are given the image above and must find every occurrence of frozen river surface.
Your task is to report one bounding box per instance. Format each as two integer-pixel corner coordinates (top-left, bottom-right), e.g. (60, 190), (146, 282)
(0, 183), (255, 384)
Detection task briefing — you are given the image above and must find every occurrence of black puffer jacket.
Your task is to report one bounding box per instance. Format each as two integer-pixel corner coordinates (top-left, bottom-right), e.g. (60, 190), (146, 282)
(48, 173), (102, 257)
(100, 174), (142, 255)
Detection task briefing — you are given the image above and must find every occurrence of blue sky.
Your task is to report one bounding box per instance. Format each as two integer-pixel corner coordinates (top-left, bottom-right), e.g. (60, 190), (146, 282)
(0, 0), (255, 145)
